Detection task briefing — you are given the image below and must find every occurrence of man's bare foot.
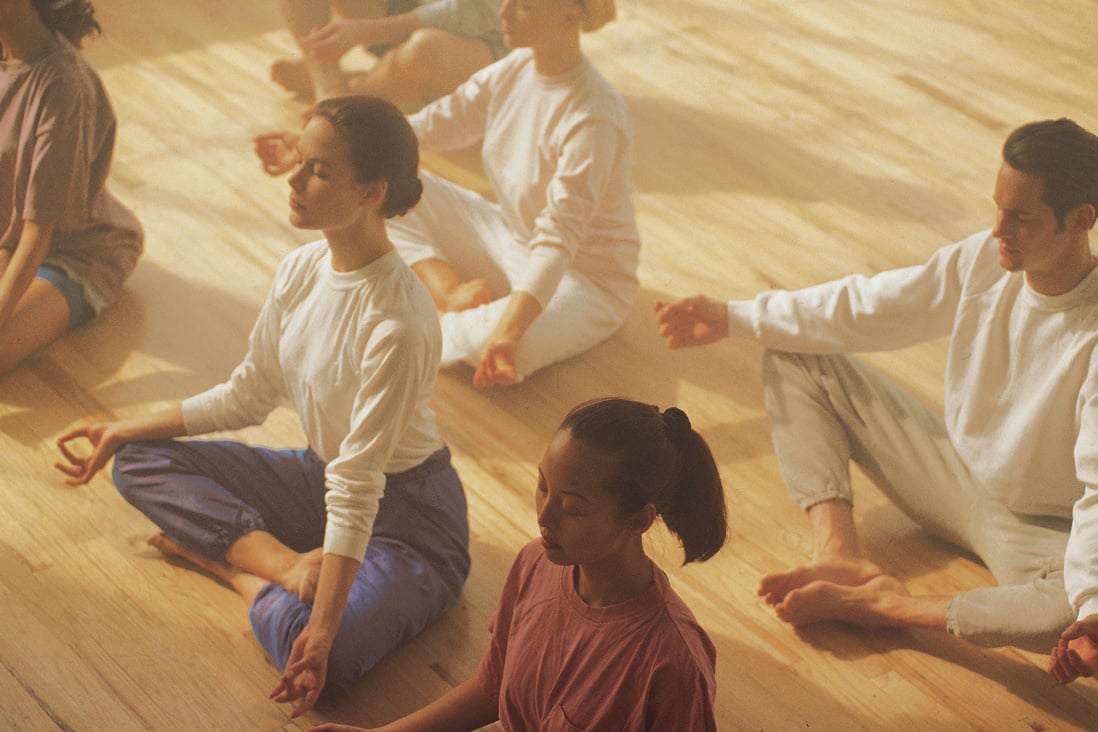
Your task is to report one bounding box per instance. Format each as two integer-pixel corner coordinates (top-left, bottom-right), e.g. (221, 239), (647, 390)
(270, 57), (313, 96)
(280, 547), (323, 604)
(774, 575), (912, 627)
(758, 557), (883, 606)
(441, 278), (491, 312)
(148, 533), (237, 584)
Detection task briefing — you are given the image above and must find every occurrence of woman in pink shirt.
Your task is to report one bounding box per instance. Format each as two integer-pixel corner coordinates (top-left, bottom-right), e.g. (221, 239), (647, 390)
(0, 0), (142, 373)
(312, 397), (727, 732)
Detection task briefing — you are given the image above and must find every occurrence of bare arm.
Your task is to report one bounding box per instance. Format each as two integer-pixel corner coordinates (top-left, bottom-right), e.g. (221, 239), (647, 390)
(302, 12), (422, 62)
(0, 219), (55, 328)
(271, 553), (361, 717)
(55, 403), (187, 485)
(473, 291), (542, 388)
(308, 678), (498, 732)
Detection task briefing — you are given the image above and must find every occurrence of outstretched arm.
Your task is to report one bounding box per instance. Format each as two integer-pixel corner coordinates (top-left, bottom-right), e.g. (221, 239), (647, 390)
(55, 403), (187, 485)
(308, 677), (498, 732)
(1049, 615), (1098, 684)
(654, 295), (729, 348)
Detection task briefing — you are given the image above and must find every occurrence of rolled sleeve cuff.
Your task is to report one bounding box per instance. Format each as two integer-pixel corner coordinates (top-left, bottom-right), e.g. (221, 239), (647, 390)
(181, 392), (218, 435)
(323, 522), (371, 561)
(513, 245), (569, 309)
(1078, 594), (1098, 620)
(726, 299), (757, 339)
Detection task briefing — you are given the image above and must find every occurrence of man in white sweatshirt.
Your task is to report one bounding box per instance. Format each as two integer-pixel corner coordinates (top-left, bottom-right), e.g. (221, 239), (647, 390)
(656, 119), (1098, 655)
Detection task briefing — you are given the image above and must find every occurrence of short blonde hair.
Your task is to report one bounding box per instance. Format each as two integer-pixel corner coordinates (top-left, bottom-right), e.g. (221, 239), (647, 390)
(581, 0), (616, 32)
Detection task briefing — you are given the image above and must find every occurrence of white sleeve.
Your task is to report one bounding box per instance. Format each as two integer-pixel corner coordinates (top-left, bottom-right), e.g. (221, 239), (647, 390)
(321, 319), (434, 560)
(407, 62), (494, 152)
(725, 238), (968, 353)
(512, 118), (626, 308)
(1066, 357), (1098, 618)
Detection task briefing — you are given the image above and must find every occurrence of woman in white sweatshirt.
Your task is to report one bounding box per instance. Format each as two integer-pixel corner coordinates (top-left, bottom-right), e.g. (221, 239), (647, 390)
(258, 0), (640, 388)
(56, 96), (469, 717)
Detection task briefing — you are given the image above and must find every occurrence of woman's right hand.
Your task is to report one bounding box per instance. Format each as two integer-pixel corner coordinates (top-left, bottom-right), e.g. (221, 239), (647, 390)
(254, 131), (300, 176)
(55, 422), (127, 485)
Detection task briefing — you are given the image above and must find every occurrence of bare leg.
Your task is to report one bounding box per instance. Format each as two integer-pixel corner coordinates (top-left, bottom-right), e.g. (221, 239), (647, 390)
(758, 499), (950, 631)
(347, 29), (494, 111)
(0, 277), (71, 374)
(758, 500), (883, 604)
(148, 534), (268, 605)
(411, 258), (491, 313)
(223, 530), (324, 604)
(273, 0), (355, 99)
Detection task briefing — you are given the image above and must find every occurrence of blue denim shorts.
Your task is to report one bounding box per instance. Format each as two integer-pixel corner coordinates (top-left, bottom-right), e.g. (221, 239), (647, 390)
(37, 265), (94, 328)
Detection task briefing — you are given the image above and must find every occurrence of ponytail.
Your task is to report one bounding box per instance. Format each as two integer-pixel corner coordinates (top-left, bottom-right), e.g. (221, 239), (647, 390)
(559, 398), (728, 565)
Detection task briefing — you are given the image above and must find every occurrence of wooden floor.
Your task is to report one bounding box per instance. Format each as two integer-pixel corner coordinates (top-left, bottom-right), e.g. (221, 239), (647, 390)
(4, 0), (1098, 729)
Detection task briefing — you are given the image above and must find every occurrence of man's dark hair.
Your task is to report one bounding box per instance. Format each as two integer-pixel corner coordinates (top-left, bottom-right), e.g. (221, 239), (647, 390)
(1003, 118), (1098, 229)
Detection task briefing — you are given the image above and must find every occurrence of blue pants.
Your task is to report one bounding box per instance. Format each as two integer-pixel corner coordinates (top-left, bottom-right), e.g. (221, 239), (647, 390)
(113, 439), (470, 691)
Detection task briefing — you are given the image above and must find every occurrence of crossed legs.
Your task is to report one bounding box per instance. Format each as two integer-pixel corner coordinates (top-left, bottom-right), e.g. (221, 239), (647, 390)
(758, 350), (1073, 650)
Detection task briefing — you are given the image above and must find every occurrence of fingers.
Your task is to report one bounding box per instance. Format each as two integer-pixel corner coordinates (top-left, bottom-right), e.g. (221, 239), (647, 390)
(474, 345), (517, 389)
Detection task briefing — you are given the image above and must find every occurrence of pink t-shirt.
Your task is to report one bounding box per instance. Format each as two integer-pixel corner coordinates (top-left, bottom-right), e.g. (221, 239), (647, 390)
(0, 34), (141, 312)
(478, 540), (718, 731)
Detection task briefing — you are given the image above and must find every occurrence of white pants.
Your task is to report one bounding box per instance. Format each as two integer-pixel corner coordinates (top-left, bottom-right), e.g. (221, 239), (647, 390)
(762, 350), (1074, 652)
(387, 171), (628, 380)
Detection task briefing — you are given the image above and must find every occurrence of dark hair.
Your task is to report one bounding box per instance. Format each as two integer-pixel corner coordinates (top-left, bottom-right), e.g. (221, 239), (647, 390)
(312, 96), (423, 218)
(1003, 118), (1098, 229)
(32, 0), (101, 47)
(559, 398), (728, 564)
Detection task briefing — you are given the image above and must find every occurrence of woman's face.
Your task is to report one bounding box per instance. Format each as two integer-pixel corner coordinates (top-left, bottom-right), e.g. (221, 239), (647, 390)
(535, 429), (640, 569)
(497, 0), (580, 50)
(286, 116), (374, 231)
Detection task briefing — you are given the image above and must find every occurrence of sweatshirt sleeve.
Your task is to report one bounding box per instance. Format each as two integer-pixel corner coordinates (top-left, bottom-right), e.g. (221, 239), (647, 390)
(512, 118), (626, 308)
(321, 317), (435, 560)
(407, 62), (494, 152)
(1065, 355), (1098, 619)
(726, 237), (969, 353)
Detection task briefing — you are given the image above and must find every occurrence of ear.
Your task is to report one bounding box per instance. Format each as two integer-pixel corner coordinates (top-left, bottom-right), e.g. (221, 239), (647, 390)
(360, 179), (388, 209)
(1071, 202), (1097, 232)
(626, 503), (658, 536)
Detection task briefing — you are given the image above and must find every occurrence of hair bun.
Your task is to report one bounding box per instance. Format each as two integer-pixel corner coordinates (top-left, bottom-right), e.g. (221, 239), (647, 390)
(662, 407), (692, 444)
(581, 0), (616, 32)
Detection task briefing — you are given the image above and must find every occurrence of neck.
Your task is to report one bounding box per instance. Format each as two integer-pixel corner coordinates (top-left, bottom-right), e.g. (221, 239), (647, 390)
(323, 215), (392, 272)
(1026, 237), (1096, 296)
(574, 540), (653, 608)
(531, 34), (584, 76)
(1, 8), (56, 62)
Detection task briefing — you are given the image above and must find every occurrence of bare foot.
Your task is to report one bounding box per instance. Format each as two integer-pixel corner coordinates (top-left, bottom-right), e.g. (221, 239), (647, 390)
(774, 575), (911, 627)
(280, 547), (323, 604)
(758, 557), (883, 606)
(270, 57), (313, 96)
(148, 533), (237, 584)
(442, 278), (491, 312)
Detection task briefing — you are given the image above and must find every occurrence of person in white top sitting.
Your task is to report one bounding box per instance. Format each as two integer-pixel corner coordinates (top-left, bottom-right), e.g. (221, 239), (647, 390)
(56, 96), (470, 717)
(257, 0), (641, 388)
(657, 118), (1098, 656)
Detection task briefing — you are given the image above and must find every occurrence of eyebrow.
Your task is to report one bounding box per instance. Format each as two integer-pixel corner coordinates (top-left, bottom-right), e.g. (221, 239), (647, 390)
(537, 466), (593, 502)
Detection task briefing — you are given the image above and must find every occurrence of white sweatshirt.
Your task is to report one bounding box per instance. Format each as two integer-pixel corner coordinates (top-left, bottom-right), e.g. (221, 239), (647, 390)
(407, 48), (639, 310)
(726, 230), (1098, 618)
(183, 243), (444, 561)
